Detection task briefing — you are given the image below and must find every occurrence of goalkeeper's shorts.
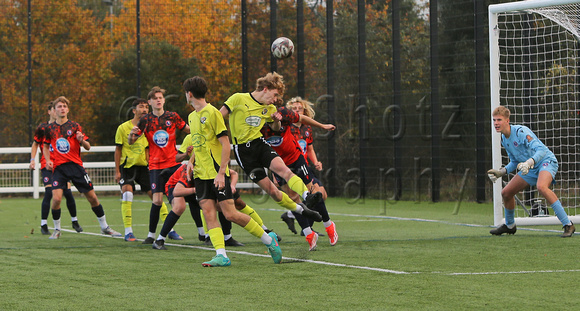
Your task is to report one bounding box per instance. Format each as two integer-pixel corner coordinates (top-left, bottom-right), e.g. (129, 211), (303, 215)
(518, 159), (557, 186)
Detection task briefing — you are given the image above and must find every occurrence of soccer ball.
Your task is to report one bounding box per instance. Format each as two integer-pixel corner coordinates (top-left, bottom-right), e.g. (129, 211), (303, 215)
(271, 37), (295, 59)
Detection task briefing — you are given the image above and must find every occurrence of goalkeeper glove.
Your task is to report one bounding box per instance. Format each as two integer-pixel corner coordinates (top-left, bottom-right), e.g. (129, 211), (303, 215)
(487, 167), (506, 183)
(517, 158), (535, 175)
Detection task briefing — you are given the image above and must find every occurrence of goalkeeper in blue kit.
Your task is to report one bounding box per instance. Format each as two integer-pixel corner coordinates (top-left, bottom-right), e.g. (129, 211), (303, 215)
(487, 106), (575, 237)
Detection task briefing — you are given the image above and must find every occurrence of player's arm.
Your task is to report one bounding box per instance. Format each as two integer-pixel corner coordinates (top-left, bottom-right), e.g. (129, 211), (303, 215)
(114, 145), (122, 183)
(43, 142), (53, 171)
(299, 115), (336, 131)
(214, 134), (231, 190)
(186, 151), (195, 181)
(229, 168), (239, 193)
(269, 112), (282, 132)
(219, 105), (230, 119)
(30, 141), (39, 170)
(307, 144), (322, 171)
(173, 181), (196, 197)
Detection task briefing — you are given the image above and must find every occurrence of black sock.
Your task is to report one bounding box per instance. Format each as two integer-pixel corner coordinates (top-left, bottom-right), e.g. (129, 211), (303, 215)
(187, 197), (203, 228)
(149, 204), (162, 233)
(160, 211), (181, 238)
(91, 204), (105, 218)
(52, 208), (61, 221)
(41, 189), (52, 220)
(63, 188), (77, 218)
(219, 212), (232, 235)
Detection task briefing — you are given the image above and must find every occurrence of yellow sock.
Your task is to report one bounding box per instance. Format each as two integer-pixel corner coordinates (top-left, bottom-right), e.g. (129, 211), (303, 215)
(121, 200), (132, 228)
(160, 202), (169, 222)
(239, 205), (264, 227)
(275, 192), (297, 211)
(243, 219), (265, 239)
(287, 175), (307, 199)
(208, 227), (225, 250)
(200, 210), (208, 233)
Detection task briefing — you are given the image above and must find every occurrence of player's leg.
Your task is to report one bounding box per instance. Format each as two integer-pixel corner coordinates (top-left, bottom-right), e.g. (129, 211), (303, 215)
(186, 196), (206, 241)
(40, 169), (53, 235)
(49, 188), (64, 239)
(153, 194), (188, 250)
(199, 198), (230, 267)
(121, 183), (136, 241)
(269, 156), (323, 209)
(144, 169), (164, 244)
(537, 169), (574, 237)
(490, 175), (528, 235)
(63, 182), (82, 232)
(83, 189), (121, 236)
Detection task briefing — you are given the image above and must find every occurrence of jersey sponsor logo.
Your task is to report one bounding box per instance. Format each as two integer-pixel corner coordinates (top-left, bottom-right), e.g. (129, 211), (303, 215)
(200, 117), (207, 124)
(191, 133), (206, 147)
(245, 116), (262, 127)
(298, 139), (307, 154)
(56, 138), (71, 154)
(153, 130), (169, 147)
(265, 136), (283, 147)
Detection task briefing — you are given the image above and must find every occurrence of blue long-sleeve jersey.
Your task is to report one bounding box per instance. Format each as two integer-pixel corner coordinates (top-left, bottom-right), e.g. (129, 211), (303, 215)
(501, 124), (556, 174)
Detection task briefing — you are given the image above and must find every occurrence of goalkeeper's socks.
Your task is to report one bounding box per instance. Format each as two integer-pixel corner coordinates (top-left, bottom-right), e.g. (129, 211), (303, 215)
(551, 200), (572, 226)
(505, 208), (515, 228)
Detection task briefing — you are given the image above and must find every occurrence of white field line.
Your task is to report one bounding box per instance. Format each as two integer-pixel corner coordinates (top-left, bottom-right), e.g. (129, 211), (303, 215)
(55, 210), (578, 275)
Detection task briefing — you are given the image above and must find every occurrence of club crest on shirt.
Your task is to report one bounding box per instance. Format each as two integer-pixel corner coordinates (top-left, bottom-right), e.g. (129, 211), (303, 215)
(67, 130), (72, 136)
(153, 130), (169, 147)
(43, 177), (49, 183)
(200, 117), (207, 124)
(56, 138), (70, 154)
(513, 141), (518, 147)
(53, 180), (59, 187)
(262, 108), (268, 115)
(165, 120), (172, 127)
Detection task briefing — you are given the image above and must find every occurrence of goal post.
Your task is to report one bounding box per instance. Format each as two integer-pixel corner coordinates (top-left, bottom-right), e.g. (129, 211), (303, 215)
(489, 0), (580, 226)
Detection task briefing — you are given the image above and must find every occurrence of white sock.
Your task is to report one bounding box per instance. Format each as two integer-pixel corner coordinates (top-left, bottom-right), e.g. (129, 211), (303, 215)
(71, 216), (78, 222)
(148, 232), (156, 238)
(224, 234), (232, 240)
(216, 248), (227, 257)
(303, 227), (313, 236)
(97, 216), (108, 230)
(261, 225), (268, 230)
(260, 233), (273, 245)
(287, 211), (295, 219)
(302, 191), (309, 200)
(295, 204), (304, 214)
(125, 227), (132, 235)
(53, 219), (61, 231)
(156, 235), (166, 241)
(41, 219), (48, 226)
(324, 221), (332, 228)
(197, 227), (205, 235)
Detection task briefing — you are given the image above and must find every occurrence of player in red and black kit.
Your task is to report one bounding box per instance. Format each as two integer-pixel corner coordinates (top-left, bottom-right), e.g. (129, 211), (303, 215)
(128, 86), (190, 244)
(261, 99), (338, 250)
(30, 102), (81, 235)
(43, 96), (121, 239)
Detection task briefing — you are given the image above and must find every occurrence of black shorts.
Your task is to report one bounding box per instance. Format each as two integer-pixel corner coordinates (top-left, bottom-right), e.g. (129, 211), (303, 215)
(149, 164), (181, 194)
(52, 162), (93, 193)
(166, 184), (197, 205)
(272, 154), (316, 187)
(41, 168), (53, 187)
(195, 177), (233, 202)
(119, 165), (151, 192)
(233, 137), (279, 182)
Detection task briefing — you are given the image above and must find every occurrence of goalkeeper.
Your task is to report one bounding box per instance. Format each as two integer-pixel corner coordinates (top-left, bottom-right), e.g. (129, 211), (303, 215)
(487, 106), (575, 237)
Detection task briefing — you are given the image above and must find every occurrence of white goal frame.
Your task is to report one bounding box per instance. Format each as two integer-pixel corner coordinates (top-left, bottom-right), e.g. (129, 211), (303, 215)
(489, 0), (580, 226)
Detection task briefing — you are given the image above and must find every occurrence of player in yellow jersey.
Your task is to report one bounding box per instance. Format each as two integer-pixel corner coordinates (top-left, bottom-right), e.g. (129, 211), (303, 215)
(219, 72), (323, 221)
(114, 98), (178, 242)
(179, 133), (279, 245)
(183, 76), (282, 266)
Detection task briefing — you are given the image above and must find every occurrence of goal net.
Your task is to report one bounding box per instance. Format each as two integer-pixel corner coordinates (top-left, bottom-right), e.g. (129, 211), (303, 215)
(489, 0), (580, 226)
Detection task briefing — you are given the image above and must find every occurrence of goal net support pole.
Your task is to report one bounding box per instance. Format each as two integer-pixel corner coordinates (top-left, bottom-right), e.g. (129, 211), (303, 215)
(489, 0), (580, 226)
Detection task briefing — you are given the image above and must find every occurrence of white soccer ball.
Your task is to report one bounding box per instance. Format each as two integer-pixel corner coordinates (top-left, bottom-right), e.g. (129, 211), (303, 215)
(271, 37), (295, 59)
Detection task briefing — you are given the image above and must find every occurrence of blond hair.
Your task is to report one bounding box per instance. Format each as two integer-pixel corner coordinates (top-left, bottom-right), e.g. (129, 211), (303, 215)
(256, 72), (285, 95)
(286, 96), (315, 118)
(492, 106), (510, 119)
